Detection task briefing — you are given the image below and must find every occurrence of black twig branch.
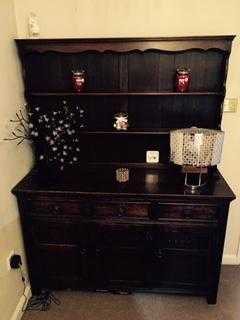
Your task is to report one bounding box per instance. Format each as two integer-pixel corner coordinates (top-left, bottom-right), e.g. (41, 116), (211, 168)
(4, 110), (31, 144)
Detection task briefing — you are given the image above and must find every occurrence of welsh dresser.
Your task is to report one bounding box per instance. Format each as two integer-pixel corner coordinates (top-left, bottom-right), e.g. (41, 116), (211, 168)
(13, 36), (236, 304)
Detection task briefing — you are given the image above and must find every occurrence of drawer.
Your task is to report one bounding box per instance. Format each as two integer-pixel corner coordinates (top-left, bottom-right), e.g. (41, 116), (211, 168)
(150, 203), (217, 221)
(24, 197), (86, 216)
(91, 202), (149, 219)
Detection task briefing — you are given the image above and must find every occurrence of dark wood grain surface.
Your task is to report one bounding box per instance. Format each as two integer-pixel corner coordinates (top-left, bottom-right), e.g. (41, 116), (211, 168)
(16, 36), (233, 166)
(12, 165), (235, 201)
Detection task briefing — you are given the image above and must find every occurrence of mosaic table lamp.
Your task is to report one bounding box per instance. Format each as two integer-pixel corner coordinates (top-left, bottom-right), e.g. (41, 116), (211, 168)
(170, 127), (224, 192)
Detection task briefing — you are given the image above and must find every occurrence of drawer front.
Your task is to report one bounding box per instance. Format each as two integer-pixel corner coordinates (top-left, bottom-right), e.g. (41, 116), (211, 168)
(150, 203), (217, 221)
(24, 197), (86, 216)
(91, 202), (149, 219)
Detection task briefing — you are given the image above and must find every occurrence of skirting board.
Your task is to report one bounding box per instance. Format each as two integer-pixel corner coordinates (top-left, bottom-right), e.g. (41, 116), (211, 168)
(10, 285), (31, 320)
(222, 254), (240, 265)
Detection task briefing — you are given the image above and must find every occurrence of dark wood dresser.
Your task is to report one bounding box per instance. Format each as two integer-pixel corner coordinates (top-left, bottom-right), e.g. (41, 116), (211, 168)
(13, 36), (236, 304)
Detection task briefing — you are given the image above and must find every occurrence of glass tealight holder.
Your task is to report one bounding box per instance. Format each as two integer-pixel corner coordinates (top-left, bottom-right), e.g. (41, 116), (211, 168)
(116, 168), (129, 183)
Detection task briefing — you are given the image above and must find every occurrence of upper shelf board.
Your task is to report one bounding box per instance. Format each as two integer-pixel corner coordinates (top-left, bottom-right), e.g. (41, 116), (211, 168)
(16, 36), (235, 54)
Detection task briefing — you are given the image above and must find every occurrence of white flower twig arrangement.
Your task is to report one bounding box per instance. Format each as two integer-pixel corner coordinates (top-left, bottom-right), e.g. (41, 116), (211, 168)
(5, 101), (85, 170)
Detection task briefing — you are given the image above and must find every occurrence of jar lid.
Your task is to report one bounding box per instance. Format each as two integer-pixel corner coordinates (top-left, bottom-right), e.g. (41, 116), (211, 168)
(114, 112), (128, 119)
(72, 69), (85, 75)
(177, 67), (190, 75)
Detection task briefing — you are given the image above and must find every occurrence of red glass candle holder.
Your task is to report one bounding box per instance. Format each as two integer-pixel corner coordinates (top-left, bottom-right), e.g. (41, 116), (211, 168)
(175, 68), (191, 93)
(72, 70), (86, 92)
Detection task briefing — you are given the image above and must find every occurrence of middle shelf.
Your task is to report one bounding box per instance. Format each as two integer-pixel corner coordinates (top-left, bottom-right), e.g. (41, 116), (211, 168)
(78, 128), (171, 135)
(28, 91), (224, 97)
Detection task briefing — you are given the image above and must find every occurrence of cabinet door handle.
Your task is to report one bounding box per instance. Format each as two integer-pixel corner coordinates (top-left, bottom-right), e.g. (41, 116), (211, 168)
(146, 231), (153, 241)
(155, 249), (163, 259)
(80, 248), (87, 255)
(96, 248), (101, 257)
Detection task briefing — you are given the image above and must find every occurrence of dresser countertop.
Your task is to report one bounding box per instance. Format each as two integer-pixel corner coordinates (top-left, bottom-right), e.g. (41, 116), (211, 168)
(12, 165), (235, 202)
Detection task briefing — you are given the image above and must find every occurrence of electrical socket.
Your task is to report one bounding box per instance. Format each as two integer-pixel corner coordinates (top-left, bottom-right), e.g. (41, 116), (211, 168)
(146, 150), (159, 163)
(223, 98), (238, 113)
(10, 254), (22, 269)
(6, 250), (15, 271)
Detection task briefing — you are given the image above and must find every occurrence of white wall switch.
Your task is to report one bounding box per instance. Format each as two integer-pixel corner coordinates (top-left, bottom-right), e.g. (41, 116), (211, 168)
(223, 98), (238, 113)
(146, 150), (159, 163)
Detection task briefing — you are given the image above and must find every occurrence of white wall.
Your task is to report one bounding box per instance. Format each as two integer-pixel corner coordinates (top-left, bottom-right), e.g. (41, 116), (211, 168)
(13, 0), (240, 262)
(0, 1), (33, 319)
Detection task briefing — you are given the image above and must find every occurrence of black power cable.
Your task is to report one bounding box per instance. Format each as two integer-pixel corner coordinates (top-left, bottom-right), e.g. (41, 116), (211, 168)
(19, 266), (60, 312)
(23, 289), (61, 311)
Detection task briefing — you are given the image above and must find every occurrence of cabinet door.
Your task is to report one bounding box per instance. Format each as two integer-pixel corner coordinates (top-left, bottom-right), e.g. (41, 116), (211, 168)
(26, 217), (88, 290)
(93, 222), (152, 288)
(31, 244), (88, 290)
(147, 224), (210, 289)
(95, 246), (148, 288)
(148, 248), (207, 289)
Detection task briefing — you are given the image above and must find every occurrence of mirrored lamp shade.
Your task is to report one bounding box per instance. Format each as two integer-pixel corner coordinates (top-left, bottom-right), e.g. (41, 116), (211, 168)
(170, 127), (224, 167)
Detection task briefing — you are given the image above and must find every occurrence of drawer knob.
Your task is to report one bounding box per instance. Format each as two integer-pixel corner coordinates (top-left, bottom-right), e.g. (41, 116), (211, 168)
(118, 204), (127, 217)
(52, 205), (60, 214)
(80, 248), (87, 255)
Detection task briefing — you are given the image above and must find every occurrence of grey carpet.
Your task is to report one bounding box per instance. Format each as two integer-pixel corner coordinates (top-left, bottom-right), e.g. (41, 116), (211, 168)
(22, 266), (240, 320)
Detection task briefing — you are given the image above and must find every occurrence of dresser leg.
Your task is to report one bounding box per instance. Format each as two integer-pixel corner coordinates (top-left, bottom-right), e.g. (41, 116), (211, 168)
(207, 294), (217, 305)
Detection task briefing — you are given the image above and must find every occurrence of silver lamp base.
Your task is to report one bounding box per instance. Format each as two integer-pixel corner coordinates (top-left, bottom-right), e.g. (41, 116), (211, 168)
(184, 171), (207, 194)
